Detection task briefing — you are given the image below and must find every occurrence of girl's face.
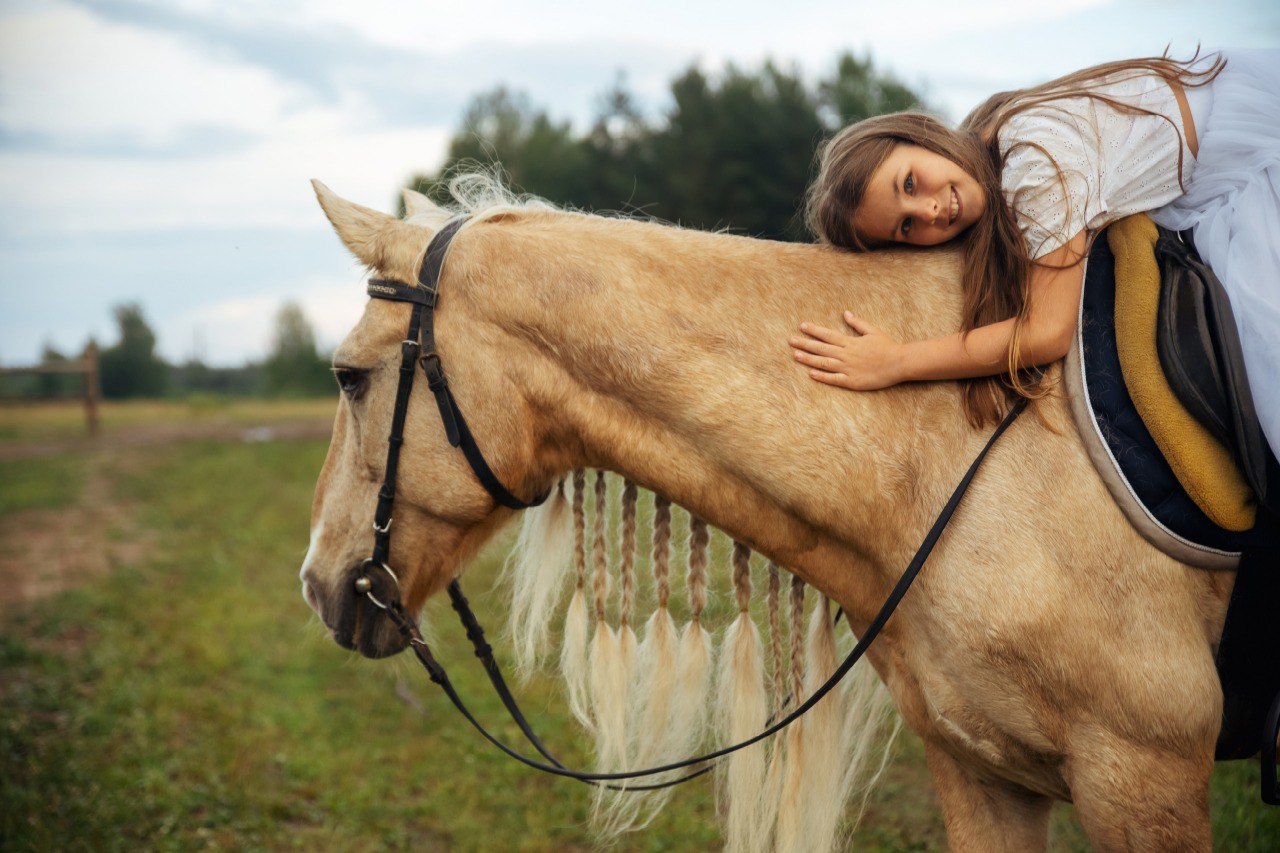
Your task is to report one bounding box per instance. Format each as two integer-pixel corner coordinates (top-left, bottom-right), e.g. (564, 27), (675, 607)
(853, 143), (986, 247)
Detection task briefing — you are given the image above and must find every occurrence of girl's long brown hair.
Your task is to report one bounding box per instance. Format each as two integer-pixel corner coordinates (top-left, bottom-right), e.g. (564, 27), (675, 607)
(803, 46), (1225, 426)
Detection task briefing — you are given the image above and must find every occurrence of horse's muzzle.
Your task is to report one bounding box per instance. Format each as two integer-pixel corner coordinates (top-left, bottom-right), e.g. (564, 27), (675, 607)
(304, 565), (410, 659)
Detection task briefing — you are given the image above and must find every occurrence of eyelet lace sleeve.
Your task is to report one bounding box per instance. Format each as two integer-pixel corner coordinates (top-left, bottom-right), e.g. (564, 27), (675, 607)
(999, 107), (1102, 259)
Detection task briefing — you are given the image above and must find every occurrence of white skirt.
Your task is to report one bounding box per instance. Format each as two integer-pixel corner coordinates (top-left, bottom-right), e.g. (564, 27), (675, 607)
(1150, 48), (1280, 460)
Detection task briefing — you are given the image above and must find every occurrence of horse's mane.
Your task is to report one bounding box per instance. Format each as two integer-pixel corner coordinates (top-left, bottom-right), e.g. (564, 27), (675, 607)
(420, 165), (726, 236)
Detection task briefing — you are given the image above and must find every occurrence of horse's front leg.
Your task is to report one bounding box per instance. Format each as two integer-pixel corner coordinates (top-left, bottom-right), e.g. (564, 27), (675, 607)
(1067, 736), (1213, 851)
(925, 741), (1053, 852)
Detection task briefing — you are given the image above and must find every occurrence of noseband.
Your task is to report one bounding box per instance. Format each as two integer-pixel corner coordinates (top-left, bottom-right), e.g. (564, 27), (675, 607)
(348, 213), (1028, 790)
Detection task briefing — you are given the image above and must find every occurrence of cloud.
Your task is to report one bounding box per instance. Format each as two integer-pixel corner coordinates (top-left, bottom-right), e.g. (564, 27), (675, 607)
(173, 275), (368, 363)
(0, 1), (307, 149)
(0, 107), (451, 236)
(0, 125), (257, 159)
(70, 0), (702, 132)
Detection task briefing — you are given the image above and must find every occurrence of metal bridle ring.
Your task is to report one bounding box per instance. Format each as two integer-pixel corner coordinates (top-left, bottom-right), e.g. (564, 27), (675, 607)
(356, 560), (402, 610)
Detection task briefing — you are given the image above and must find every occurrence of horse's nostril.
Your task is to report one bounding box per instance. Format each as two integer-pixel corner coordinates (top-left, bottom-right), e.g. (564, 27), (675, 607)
(302, 580), (320, 612)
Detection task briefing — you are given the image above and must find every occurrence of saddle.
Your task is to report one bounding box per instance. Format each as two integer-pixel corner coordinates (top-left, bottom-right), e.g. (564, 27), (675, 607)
(1063, 213), (1280, 792)
(1064, 214), (1267, 568)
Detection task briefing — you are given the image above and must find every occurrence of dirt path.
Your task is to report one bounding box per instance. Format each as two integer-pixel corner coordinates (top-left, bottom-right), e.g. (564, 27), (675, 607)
(0, 453), (155, 613)
(0, 414), (333, 612)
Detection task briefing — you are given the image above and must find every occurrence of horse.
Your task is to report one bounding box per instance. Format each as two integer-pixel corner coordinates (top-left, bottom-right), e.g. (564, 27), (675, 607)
(299, 175), (1234, 851)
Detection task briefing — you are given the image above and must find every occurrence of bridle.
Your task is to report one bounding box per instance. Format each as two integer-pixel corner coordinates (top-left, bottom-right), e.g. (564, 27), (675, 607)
(349, 214), (1027, 789)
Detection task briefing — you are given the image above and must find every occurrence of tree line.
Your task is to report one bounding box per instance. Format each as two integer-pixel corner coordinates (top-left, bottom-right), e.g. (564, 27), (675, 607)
(410, 52), (925, 241)
(3, 302), (332, 401)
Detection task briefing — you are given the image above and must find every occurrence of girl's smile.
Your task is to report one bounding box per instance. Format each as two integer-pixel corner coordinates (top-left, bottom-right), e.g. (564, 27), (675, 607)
(853, 143), (987, 246)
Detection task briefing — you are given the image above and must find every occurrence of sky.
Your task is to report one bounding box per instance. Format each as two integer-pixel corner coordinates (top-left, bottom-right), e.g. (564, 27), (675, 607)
(0, 0), (1276, 366)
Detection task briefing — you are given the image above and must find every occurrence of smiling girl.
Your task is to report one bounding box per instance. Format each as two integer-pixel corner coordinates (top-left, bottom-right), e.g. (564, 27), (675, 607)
(793, 48), (1280, 457)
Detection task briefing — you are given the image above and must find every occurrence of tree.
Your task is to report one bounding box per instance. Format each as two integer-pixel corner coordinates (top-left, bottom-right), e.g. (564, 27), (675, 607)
(99, 303), (168, 399)
(818, 52), (925, 128)
(651, 60), (826, 240)
(262, 302), (332, 397)
(408, 86), (592, 212)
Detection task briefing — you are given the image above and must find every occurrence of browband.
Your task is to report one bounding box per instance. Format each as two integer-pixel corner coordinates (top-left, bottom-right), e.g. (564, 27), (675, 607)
(366, 278), (435, 306)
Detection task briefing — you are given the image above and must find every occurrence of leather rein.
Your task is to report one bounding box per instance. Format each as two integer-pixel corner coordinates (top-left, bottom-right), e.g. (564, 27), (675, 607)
(352, 215), (1027, 789)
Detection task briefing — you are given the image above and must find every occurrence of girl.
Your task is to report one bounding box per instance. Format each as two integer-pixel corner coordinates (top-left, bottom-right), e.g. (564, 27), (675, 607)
(792, 48), (1280, 459)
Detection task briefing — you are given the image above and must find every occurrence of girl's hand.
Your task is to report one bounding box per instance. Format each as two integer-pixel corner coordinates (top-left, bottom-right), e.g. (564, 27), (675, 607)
(789, 311), (905, 391)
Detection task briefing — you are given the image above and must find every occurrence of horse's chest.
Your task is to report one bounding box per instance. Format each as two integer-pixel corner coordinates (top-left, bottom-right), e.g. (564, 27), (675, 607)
(903, 657), (1071, 799)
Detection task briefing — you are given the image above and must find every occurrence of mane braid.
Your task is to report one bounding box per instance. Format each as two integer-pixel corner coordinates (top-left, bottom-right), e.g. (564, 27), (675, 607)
(616, 479), (641, 772)
(572, 469), (587, 590)
(559, 468), (593, 730)
(619, 479), (638, 629)
(720, 540), (769, 853)
(652, 495), (672, 608)
(687, 516), (709, 623)
(602, 490), (683, 831)
(588, 470), (628, 774)
(669, 512), (713, 808)
(768, 562), (785, 712)
(788, 574), (806, 702)
(592, 470), (609, 622)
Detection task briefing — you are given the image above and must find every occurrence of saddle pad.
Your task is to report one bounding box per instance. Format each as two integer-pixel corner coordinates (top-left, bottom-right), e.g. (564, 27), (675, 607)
(1064, 229), (1256, 570)
(1109, 214), (1256, 531)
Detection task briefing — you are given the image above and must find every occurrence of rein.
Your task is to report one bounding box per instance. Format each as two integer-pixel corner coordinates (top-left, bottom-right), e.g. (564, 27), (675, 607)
(355, 215), (1027, 788)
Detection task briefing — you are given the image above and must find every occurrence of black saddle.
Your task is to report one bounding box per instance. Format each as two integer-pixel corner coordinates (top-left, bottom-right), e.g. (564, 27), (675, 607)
(1155, 228), (1278, 516)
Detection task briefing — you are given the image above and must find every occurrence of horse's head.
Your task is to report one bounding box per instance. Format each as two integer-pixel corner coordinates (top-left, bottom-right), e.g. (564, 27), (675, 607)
(299, 181), (540, 658)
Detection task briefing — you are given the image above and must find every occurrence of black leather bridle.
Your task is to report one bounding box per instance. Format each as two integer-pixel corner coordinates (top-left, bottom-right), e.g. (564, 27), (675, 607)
(349, 214), (1027, 789)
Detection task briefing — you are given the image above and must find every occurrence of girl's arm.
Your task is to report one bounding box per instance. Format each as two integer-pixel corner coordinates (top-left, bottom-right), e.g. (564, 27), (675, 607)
(791, 230), (1087, 390)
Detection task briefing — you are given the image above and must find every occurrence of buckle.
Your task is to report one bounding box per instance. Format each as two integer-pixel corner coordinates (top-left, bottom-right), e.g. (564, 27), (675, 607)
(420, 352), (448, 391)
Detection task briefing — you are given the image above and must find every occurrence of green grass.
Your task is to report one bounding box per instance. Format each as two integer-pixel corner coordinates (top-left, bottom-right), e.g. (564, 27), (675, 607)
(0, 409), (1276, 850)
(0, 456), (86, 514)
(0, 439), (717, 851)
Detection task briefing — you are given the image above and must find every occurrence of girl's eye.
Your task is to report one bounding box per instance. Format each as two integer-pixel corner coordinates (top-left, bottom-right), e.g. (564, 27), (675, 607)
(333, 367), (368, 398)
(904, 173), (914, 194)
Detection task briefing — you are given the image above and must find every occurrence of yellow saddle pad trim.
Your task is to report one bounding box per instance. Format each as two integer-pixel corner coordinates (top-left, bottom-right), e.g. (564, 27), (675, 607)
(1108, 213), (1256, 531)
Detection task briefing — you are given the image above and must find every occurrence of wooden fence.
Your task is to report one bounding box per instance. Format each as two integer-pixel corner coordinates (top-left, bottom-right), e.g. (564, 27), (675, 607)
(0, 342), (101, 435)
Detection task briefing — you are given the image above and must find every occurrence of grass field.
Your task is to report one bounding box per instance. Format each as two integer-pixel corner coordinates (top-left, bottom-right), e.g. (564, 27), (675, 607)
(0, 397), (337, 446)
(1, 400), (1277, 850)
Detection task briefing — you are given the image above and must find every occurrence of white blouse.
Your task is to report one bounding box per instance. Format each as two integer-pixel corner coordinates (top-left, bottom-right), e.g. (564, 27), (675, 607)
(997, 70), (1196, 259)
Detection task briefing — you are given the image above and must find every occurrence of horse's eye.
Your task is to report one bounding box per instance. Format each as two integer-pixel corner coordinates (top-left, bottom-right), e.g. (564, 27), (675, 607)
(332, 367), (368, 398)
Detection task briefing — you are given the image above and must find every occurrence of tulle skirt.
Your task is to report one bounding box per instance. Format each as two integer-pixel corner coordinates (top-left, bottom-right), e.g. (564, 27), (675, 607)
(1150, 48), (1280, 460)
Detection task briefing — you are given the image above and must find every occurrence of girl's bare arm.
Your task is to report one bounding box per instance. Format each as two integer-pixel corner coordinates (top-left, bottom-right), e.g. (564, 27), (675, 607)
(790, 230), (1087, 390)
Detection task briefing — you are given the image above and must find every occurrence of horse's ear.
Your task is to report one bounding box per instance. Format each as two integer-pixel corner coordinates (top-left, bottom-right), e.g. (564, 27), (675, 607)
(401, 187), (450, 226)
(311, 179), (427, 279)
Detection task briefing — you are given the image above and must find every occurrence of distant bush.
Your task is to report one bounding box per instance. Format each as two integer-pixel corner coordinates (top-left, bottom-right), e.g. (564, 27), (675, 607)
(100, 303), (168, 399)
(262, 303), (333, 398)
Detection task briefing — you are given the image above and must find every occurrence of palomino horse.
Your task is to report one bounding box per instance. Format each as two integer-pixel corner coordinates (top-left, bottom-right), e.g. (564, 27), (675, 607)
(299, 176), (1233, 851)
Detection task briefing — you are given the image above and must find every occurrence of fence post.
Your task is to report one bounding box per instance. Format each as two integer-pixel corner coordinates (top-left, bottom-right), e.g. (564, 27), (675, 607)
(83, 340), (100, 437)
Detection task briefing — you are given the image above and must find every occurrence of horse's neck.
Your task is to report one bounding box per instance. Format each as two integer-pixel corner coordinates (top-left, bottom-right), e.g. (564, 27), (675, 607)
(454, 213), (974, 605)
